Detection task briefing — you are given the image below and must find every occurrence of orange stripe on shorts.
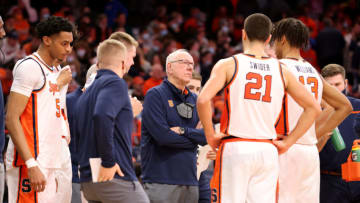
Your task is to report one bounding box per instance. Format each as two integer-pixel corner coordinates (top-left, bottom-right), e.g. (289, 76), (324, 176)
(16, 166), (37, 203)
(210, 143), (225, 203)
(210, 137), (275, 203)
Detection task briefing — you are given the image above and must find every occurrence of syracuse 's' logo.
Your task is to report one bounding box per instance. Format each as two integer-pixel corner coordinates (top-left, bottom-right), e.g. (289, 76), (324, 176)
(49, 81), (59, 95)
(168, 100), (174, 107)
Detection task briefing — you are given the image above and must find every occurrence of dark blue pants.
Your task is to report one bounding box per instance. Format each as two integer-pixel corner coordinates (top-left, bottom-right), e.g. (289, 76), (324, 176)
(198, 165), (214, 203)
(320, 174), (360, 203)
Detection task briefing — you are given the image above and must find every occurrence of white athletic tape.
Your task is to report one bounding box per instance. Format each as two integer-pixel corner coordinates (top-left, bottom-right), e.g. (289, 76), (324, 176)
(25, 158), (39, 168)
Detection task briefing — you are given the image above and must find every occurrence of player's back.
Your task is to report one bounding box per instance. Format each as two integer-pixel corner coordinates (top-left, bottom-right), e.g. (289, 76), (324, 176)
(221, 53), (285, 139)
(279, 58), (323, 144)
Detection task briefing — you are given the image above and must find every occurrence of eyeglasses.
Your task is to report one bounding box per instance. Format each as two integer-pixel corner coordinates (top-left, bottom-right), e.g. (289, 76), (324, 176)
(169, 59), (194, 68)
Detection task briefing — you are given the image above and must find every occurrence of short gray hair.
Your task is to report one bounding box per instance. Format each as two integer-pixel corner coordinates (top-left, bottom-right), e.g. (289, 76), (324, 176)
(165, 49), (190, 68)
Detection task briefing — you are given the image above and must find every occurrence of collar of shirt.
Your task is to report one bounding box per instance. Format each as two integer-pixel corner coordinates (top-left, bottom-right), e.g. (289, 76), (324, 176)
(95, 69), (119, 79)
(163, 78), (191, 102)
(75, 87), (83, 94)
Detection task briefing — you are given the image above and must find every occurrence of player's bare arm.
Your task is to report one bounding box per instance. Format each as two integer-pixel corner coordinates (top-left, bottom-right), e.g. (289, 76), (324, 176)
(316, 77), (352, 140)
(274, 66), (322, 154)
(316, 100), (333, 126)
(315, 100), (334, 151)
(197, 57), (234, 151)
(5, 92), (46, 192)
(316, 132), (333, 151)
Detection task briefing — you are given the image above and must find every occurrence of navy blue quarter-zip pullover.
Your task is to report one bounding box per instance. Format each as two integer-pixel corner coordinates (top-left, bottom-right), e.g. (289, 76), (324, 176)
(76, 69), (136, 182)
(141, 79), (206, 186)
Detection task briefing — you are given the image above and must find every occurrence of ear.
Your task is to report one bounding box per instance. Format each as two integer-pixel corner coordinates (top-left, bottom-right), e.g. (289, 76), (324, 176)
(265, 34), (272, 45)
(242, 29), (247, 41)
(42, 36), (52, 47)
(345, 78), (348, 88)
(166, 63), (172, 74)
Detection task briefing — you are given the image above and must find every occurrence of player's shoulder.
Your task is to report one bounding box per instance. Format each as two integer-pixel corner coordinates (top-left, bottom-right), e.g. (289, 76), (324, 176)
(279, 58), (300, 68)
(13, 55), (42, 72)
(280, 58), (313, 66)
(279, 58), (293, 63)
(15, 55), (40, 67)
(278, 59), (291, 68)
(212, 56), (236, 73)
(13, 56), (45, 80)
(217, 56), (235, 65)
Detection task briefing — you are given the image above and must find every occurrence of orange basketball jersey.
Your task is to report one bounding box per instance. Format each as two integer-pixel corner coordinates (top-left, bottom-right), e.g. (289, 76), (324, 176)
(220, 54), (285, 140)
(276, 58), (323, 144)
(6, 53), (69, 169)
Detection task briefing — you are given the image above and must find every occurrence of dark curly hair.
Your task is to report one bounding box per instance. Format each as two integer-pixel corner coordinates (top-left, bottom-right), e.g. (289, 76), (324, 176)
(272, 18), (309, 49)
(35, 16), (77, 41)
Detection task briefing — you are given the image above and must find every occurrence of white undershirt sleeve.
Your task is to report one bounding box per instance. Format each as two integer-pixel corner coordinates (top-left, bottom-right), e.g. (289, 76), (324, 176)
(10, 59), (45, 97)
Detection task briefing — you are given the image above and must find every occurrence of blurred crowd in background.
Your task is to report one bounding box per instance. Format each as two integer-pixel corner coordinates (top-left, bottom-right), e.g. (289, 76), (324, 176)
(1, 0), (360, 158)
